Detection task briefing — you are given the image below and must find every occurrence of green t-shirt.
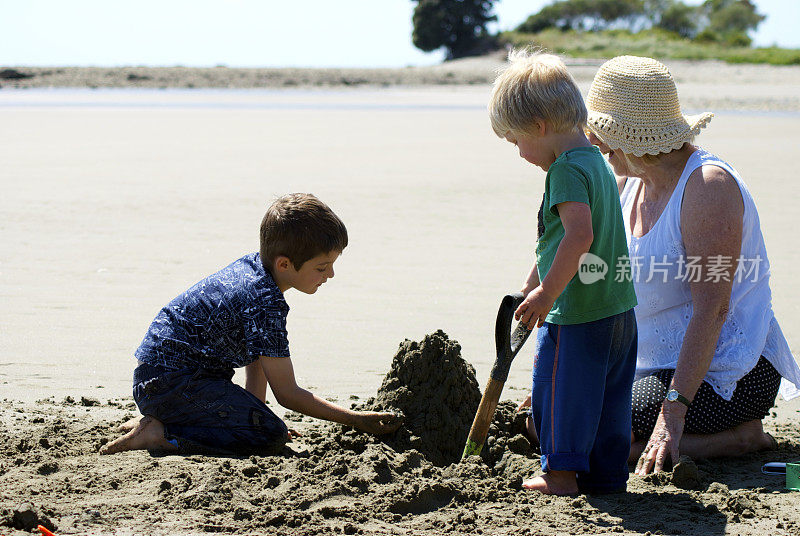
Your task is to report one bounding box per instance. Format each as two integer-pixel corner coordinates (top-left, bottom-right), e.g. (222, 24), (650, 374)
(536, 145), (637, 324)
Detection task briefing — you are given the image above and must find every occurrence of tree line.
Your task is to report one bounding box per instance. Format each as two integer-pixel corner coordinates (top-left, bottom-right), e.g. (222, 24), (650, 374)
(412, 0), (765, 59)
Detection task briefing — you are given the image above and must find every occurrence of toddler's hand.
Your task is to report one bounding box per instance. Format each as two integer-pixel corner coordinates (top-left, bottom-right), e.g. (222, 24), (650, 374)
(354, 411), (404, 435)
(520, 284), (535, 298)
(515, 286), (556, 329)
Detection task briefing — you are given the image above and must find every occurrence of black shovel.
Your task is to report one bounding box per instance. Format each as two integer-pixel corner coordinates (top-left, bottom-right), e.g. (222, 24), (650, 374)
(462, 292), (533, 459)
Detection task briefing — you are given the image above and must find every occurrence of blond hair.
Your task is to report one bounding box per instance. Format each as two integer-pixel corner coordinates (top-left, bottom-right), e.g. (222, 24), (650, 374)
(489, 49), (587, 137)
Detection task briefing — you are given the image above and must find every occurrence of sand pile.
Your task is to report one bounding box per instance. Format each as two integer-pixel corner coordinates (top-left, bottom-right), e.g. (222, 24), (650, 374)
(362, 330), (483, 466)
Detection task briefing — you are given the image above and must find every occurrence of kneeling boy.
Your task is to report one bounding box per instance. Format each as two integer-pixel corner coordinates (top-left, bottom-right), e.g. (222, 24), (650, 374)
(102, 193), (401, 456)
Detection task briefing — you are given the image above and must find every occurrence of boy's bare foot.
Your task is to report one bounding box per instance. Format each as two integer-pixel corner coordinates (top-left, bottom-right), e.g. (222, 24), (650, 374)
(118, 415), (144, 432)
(522, 470), (579, 495)
(100, 415), (177, 455)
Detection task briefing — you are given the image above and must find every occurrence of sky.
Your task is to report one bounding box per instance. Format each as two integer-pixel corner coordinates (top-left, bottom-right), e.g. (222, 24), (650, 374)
(1, 0), (798, 68)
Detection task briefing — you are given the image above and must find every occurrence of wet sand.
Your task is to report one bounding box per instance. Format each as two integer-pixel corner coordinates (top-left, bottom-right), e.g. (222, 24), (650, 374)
(1, 61), (800, 534)
(3, 55), (800, 112)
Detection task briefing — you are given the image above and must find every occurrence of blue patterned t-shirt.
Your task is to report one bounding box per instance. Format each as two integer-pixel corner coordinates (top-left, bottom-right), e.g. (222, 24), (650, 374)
(135, 253), (290, 371)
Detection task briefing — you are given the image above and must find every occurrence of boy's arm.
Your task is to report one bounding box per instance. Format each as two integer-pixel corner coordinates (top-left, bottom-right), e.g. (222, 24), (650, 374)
(515, 201), (593, 328)
(245, 361), (267, 403)
(259, 356), (402, 435)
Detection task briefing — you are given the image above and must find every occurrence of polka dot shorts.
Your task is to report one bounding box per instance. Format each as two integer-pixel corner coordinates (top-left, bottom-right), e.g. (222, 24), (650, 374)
(631, 357), (781, 441)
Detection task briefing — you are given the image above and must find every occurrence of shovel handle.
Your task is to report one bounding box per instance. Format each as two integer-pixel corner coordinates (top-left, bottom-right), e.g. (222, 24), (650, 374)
(462, 377), (505, 458)
(462, 293), (534, 460)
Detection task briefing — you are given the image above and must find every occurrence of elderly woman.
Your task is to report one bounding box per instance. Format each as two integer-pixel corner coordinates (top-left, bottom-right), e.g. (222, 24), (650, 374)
(582, 56), (800, 474)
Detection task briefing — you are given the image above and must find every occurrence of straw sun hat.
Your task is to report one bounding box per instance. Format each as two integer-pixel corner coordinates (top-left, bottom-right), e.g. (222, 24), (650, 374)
(586, 55), (713, 157)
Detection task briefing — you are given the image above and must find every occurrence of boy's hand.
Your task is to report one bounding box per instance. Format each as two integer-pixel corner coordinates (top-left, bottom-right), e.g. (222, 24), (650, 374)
(515, 286), (557, 329)
(353, 411), (404, 435)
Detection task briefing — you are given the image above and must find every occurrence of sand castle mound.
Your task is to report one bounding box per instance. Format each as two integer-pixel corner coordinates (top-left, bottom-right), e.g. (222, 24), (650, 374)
(364, 329), (482, 466)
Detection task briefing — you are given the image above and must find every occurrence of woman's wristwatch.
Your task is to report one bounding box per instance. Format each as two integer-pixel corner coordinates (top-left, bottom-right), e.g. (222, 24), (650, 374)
(665, 389), (691, 407)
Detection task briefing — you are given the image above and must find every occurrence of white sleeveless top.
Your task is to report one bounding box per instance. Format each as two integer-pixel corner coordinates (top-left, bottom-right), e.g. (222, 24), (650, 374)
(620, 148), (800, 401)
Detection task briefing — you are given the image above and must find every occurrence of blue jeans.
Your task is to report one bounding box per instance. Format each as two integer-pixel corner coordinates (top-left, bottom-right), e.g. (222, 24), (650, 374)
(530, 309), (637, 493)
(132, 362), (288, 455)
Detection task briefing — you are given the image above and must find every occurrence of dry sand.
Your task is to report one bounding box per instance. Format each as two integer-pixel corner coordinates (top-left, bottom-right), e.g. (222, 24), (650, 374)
(1, 58), (800, 535)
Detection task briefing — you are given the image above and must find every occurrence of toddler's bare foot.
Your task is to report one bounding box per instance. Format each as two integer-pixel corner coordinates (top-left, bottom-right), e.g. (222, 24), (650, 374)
(522, 470), (579, 496)
(100, 415), (177, 455)
(118, 415), (143, 432)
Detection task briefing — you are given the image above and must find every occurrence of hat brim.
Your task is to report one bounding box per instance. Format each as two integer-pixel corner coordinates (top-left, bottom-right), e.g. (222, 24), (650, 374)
(587, 111), (713, 157)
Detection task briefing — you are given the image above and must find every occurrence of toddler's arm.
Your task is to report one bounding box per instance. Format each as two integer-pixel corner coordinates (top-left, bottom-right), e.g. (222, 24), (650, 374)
(521, 260), (540, 296)
(259, 356), (402, 435)
(516, 201), (593, 328)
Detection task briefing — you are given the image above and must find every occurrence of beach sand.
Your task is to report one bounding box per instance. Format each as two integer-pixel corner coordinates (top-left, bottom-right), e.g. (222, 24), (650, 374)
(1, 59), (799, 534)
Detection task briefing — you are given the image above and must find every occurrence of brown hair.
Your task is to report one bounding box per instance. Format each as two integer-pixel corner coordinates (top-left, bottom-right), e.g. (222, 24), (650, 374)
(260, 193), (348, 271)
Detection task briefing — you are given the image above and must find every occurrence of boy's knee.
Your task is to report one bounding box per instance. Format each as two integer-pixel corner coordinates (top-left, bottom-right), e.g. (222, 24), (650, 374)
(248, 409), (288, 453)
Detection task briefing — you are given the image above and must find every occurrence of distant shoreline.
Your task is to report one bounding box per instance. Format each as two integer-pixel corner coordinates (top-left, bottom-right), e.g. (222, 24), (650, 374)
(0, 57), (510, 90)
(2, 54), (799, 112)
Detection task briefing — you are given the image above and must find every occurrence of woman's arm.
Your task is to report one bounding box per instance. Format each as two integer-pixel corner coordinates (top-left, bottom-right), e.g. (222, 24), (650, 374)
(638, 165), (744, 474)
(258, 356), (402, 435)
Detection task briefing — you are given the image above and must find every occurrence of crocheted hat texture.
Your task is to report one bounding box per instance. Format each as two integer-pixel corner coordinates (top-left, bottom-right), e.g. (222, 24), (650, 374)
(586, 55), (713, 157)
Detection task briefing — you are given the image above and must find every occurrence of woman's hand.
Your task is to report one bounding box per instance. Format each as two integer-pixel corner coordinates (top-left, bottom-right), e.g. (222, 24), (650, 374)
(353, 411), (404, 435)
(636, 405), (685, 475)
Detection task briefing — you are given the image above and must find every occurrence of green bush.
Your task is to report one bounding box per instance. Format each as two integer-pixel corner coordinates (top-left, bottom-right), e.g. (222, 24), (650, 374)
(724, 31), (752, 47)
(499, 28), (800, 66)
(511, 0), (770, 59)
(694, 29), (720, 43)
(723, 47), (800, 65)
